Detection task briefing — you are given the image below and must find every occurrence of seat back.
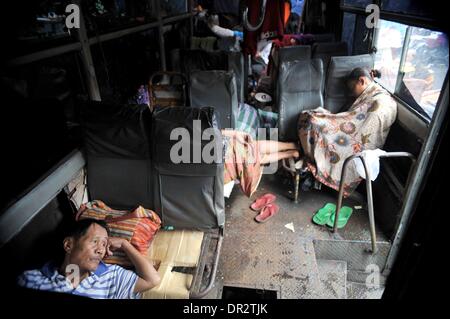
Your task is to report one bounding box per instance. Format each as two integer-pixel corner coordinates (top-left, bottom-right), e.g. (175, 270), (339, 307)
(171, 49), (245, 103)
(227, 51), (245, 103)
(81, 101), (153, 210)
(189, 70), (238, 130)
(178, 49), (228, 75)
(271, 45), (312, 99)
(277, 59), (324, 142)
(325, 54), (375, 113)
(278, 45), (312, 63)
(151, 106), (225, 230)
(312, 42), (348, 77)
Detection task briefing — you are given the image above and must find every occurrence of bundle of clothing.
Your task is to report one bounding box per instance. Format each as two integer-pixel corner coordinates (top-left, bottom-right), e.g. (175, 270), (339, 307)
(243, 0), (290, 56)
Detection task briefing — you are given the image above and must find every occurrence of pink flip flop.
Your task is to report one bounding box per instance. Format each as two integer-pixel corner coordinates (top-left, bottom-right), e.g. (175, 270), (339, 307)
(254, 203), (279, 223)
(250, 193), (277, 211)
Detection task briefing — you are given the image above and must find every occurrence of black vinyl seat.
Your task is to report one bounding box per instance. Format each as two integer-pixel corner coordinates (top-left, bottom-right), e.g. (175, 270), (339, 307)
(277, 58), (325, 142)
(80, 101), (153, 210)
(151, 106), (225, 230)
(171, 49), (245, 103)
(189, 70), (239, 130)
(312, 41), (349, 78)
(271, 45), (312, 90)
(325, 54), (375, 113)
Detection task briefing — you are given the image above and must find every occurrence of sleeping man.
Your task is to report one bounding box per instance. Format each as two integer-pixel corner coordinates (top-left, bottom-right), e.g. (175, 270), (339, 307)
(17, 219), (160, 299)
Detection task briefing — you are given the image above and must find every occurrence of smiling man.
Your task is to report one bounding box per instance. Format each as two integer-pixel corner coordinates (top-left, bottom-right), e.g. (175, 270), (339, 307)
(17, 219), (160, 299)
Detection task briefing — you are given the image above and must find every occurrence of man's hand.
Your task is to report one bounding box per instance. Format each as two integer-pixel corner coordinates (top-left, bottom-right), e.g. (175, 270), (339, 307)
(105, 237), (127, 257)
(105, 237), (161, 293)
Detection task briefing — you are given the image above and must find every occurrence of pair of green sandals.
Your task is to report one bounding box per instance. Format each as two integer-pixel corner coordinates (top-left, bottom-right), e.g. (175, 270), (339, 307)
(313, 203), (353, 229)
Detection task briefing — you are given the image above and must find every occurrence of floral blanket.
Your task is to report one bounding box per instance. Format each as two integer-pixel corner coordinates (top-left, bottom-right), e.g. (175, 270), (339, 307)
(298, 83), (397, 196)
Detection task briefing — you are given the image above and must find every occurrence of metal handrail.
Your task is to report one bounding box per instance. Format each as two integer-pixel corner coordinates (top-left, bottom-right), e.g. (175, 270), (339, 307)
(333, 151), (416, 254)
(243, 0), (267, 31)
(189, 227), (224, 299)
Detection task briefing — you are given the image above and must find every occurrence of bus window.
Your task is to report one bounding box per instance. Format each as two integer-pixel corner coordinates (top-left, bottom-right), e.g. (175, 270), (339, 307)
(401, 28), (449, 118)
(160, 0), (188, 17)
(375, 19), (449, 119)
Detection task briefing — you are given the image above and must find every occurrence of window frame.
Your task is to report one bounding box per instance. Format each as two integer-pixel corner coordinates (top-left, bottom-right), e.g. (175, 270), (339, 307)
(372, 18), (449, 124)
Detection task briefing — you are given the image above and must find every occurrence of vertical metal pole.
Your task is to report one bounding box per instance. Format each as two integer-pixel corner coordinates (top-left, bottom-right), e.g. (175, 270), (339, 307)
(394, 27), (412, 94)
(188, 0), (194, 40)
(294, 173), (300, 203)
(154, 0), (167, 71)
(359, 157), (377, 254)
(74, 0), (101, 101)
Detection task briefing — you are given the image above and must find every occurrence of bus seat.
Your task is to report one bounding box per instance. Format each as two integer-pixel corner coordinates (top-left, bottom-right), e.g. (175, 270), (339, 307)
(189, 70), (239, 130)
(279, 45), (312, 62)
(325, 54), (375, 113)
(143, 230), (204, 299)
(271, 45), (312, 88)
(277, 59), (324, 142)
(151, 106), (225, 230)
(312, 42), (348, 77)
(171, 49), (244, 103)
(227, 51), (245, 103)
(80, 101), (154, 211)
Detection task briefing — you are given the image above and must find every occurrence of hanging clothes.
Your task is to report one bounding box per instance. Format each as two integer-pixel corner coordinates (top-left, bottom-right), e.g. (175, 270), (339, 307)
(243, 0), (288, 56)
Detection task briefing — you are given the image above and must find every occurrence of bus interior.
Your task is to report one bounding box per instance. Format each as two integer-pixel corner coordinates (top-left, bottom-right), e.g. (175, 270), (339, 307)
(0, 0), (448, 300)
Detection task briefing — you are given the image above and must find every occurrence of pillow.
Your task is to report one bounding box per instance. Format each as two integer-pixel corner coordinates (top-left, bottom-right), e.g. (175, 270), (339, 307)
(76, 200), (161, 267)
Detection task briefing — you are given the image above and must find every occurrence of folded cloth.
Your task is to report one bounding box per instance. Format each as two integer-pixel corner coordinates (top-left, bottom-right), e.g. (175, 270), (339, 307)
(353, 149), (387, 181)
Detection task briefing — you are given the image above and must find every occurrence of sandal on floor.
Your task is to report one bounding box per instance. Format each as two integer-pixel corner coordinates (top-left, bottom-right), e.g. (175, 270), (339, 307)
(312, 203), (336, 225)
(250, 193), (277, 211)
(326, 206), (353, 229)
(254, 203), (279, 223)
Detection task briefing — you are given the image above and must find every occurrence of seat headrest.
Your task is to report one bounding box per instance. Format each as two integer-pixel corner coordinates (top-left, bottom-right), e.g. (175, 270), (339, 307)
(326, 54), (374, 97)
(189, 70), (238, 130)
(279, 45), (312, 63)
(323, 54), (375, 113)
(81, 101), (151, 159)
(279, 59), (324, 93)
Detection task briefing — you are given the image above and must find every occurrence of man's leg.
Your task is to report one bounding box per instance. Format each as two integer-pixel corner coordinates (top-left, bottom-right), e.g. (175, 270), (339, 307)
(256, 140), (299, 154)
(260, 150), (299, 165)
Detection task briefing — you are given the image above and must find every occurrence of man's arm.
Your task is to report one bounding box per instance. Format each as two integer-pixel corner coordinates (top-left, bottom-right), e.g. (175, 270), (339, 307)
(107, 238), (161, 293)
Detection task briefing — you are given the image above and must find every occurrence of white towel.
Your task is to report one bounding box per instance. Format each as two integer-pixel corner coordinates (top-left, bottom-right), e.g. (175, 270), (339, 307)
(353, 149), (387, 181)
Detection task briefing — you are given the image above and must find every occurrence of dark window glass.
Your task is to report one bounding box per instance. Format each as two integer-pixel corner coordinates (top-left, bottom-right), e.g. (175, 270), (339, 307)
(341, 12), (356, 55)
(83, 0), (156, 37)
(1, 52), (85, 211)
(160, 0), (188, 18)
(343, 0), (373, 8)
(380, 0), (434, 17)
